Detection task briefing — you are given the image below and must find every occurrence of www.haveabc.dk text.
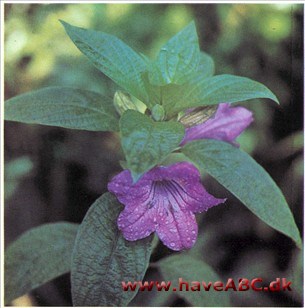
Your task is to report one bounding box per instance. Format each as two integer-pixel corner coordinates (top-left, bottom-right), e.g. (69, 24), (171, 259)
(122, 278), (292, 292)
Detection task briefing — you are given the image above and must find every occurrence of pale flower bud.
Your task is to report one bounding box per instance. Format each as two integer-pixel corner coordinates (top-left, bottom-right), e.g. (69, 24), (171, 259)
(179, 105), (218, 128)
(151, 104), (165, 121)
(113, 91), (139, 115)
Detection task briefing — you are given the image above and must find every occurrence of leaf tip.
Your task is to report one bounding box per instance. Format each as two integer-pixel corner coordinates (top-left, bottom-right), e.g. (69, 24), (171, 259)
(59, 19), (67, 27)
(295, 237), (303, 250)
(59, 19), (73, 32)
(274, 95), (280, 105)
(263, 83), (280, 105)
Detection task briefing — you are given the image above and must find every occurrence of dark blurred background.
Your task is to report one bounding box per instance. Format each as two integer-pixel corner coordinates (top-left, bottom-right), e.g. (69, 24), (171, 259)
(4, 3), (303, 307)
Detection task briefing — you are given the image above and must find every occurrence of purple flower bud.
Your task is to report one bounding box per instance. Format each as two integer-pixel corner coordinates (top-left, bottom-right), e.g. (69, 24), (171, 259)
(181, 103), (253, 146)
(108, 162), (225, 251)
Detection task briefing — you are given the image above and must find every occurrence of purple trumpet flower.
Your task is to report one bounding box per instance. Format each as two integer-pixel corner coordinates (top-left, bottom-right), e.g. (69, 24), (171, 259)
(108, 162), (225, 251)
(181, 103), (253, 146)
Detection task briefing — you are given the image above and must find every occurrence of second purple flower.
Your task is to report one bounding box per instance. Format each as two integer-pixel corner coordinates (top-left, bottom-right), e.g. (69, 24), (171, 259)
(181, 103), (253, 146)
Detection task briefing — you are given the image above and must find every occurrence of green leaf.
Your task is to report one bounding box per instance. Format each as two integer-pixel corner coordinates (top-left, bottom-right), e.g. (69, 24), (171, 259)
(5, 87), (119, 131)
(5, 222), (78, 304)
(60, 20), (148, 103)
(148, 21), (200, 86)
(184, 51), (215, 82)
(143, 52), (214, 109)
(163, 74), (279, 117)
(158, 254), (231, 307)
(71, 193), (153, 306)
(142, 72), (162, 108)
(182, 139), (302, 248)
(120, 110), (185, 181)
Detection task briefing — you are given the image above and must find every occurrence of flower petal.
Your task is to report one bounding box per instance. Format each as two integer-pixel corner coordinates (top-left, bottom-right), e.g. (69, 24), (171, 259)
(117, 206), (157, 241)
(153, 162), (225, 213)
(153, 161), (201, 181)
(156, 209), (198, 251)
(108, 169), (153, 210)
(115, 177), (180, 242)
(181, 103), (253, 146)
(167, 179), (226, 213)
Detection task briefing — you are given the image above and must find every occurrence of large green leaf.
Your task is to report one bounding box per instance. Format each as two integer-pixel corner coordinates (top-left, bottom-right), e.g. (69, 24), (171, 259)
(61, 21), (148, 103)
(148, 21), (200, 86)
(5, 222), (78, 304)
(5, 87), (119, 131)
(163, 74), (279, 117)
(120, 110), (185, 181)
(182, 139), (302, 248)
(71, 193), (153, 306)
(158, 254), (231, 307)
